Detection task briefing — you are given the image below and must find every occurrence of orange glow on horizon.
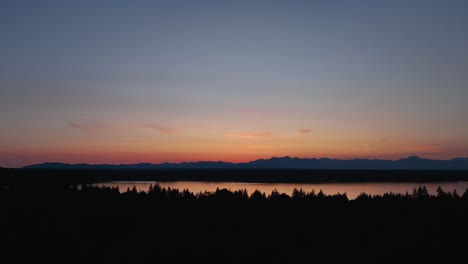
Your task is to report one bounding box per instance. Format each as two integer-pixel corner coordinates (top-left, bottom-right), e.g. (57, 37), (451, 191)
(1, 121), (466, 168)
(1, 147), (466, 168)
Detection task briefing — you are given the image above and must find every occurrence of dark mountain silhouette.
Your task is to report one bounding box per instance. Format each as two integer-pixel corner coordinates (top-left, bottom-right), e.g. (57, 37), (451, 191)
(23, 156), (468, 170)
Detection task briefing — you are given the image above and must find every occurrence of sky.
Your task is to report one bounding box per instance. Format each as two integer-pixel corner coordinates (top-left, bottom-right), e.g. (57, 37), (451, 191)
(1, 0), (468, 167)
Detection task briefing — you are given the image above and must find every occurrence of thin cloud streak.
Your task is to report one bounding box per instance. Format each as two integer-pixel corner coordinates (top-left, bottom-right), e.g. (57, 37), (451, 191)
(378, 137), (389, 143)
(362, 144), (371, 152)
(225, 133), (273, 139)
(68, 122), (115, 133)
(299, 129), (312, 134)
(144, 124), (178, 135)
(239, 108), (274, 119)
(407, 144), (442, 153)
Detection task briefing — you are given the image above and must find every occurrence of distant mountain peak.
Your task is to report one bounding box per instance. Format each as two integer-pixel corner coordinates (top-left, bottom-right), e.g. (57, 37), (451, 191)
(399, 156), (425, 161)
(451, 157), (468, 161)
(271, 156), (293, 159)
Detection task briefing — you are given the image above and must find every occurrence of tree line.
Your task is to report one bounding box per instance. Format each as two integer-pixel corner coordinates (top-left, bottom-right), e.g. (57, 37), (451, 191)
(2, 183), (468, 264)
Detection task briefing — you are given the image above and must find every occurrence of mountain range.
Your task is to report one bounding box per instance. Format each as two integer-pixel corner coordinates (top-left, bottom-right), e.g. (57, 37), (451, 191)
(22, 156), (468, 170)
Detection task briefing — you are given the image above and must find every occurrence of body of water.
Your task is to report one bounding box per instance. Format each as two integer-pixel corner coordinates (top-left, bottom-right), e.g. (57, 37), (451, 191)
(95, 181), (468, 199)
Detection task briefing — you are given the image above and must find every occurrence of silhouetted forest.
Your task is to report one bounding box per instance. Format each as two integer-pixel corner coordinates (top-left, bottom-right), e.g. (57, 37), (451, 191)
(2, 183), (468, 263)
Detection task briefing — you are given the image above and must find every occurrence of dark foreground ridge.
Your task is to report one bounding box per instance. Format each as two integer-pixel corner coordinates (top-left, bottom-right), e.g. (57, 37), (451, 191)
(2, 184), (468, 263)
(22, 156), (468, 170)
(3, 168), (468, 185)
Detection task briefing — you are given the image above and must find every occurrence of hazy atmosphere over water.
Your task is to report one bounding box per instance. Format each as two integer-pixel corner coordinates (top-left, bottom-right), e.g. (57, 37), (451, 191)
(1, 0), (468, 167)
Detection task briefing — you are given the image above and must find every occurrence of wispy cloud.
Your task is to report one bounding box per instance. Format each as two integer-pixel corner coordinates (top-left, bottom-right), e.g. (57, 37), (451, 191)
(68, 121), (115, 133)
(407, 144), (442, 153)
(239, 108), (274, 119)
(362, 144), (372, 152)
(144, 124), (178, 135)
(299, 129), (312, 134)
(224, 133), (272, 139)
(378, 137), (389, 143)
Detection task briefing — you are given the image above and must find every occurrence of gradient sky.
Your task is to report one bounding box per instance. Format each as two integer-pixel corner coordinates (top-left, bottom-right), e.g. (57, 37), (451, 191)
(1, 0), (468, 167)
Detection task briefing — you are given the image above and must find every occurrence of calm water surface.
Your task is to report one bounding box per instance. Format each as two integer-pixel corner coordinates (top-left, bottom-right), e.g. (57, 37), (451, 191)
(96, 181), (468, 199)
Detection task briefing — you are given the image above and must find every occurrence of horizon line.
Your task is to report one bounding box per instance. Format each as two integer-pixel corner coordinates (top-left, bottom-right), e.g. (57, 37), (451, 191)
(14, 155), (468, 168)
